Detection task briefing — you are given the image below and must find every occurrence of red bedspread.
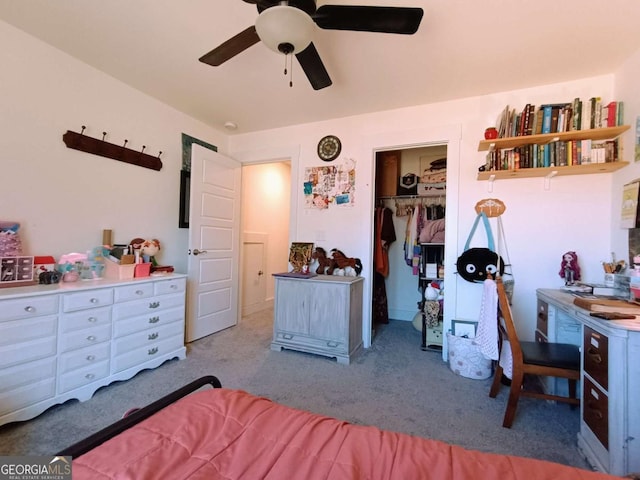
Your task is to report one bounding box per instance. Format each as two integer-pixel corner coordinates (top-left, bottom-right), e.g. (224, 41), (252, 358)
(72, 388), (617, 479)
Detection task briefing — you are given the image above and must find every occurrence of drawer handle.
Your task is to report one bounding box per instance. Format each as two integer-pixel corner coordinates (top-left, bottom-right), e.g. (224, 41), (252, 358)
(170, 284), (177, 290)
(85, 373), (95, 380)
(24, 306), (36, 313)
(87, 335), (97, 341)
(148, 347), (158, 355)
(148, 332), (159, 340)
(587, 348), (602, 364)
(90, 298), (99, 304)
(586, 402), (604, 420)
(136, 290), (144, 295)
(88, 316), (97, 323)
(149, 301), (160, 309)
(148, 316), (160, 324)
(326, 341), (339, 348)
(86, 355), (96, 361)
(282, 334), (293, 340)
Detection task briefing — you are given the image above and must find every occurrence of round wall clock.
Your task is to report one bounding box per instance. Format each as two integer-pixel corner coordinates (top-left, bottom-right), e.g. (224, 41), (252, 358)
(317, 135), (341, 162)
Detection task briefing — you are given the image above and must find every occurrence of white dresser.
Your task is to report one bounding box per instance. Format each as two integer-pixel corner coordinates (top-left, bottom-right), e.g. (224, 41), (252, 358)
(271, 275), (364, 364)
(537, 289), (640, 476)
(0, 274), (187, 426)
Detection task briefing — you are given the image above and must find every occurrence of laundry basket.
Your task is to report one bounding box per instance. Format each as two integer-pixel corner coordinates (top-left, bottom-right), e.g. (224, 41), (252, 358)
(446, 332), (492, 380)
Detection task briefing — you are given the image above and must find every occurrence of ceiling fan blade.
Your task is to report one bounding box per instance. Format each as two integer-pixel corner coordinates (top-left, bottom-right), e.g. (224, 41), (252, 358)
(314, 5), (423, 34)
(295, 42), (332, 90)
(199, 26), (260, 66)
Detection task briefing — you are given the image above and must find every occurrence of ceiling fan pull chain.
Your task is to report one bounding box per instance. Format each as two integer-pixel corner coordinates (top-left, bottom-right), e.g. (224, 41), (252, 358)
(289, 54), (293, 88)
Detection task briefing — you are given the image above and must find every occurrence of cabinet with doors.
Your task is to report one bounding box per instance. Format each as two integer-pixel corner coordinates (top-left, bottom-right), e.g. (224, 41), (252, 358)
(537, 288), (640, 476)
(0, 274), (187, 427)
(477, 126), (630, 181)
(271, 275), (364, 364)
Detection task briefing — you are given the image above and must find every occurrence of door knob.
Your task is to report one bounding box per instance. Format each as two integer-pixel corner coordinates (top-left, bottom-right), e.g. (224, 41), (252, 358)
(258, 270), (264, 276)
(192, 248), (208, 256)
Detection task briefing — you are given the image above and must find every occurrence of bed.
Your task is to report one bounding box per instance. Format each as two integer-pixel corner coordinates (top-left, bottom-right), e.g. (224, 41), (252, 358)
(59, 376), (621, 479)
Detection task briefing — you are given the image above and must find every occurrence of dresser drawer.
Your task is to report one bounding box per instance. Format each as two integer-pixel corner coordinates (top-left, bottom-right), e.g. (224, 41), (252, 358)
(584, 326), (608, 390)
(59, 306), (111, 333)
(58, 342), (110, 375)
(111, 334), (184, 374)
(0, 357), (56, 394)
(58, 360), (110, 394)
(154, 277), (186, 296)
(0, 378), (56, 417)
(583, 376), (609, 450)
(113, 282), (154, 303)
(0, 335), (57, 369)
(63, 289), (113, 312)
(0, 295), (58, 322)
(113, 321), (184, 356)
(112, 293), (185, 321)
(536, 299), (548, 336)
(113, 307), (184, 338)
(274, 331), (347, 354)
(0, 315), (57, 347)
(59, 323), (111, 353)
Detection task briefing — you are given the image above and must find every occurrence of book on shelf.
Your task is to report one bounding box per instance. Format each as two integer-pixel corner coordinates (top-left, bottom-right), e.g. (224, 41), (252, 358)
(572, 97), (582, 131)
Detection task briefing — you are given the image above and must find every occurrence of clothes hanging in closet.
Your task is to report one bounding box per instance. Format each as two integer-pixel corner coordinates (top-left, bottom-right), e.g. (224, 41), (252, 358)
(373, 206), (396, 326)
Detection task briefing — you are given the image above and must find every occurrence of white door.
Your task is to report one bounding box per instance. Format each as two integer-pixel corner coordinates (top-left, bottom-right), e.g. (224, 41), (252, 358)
(241, 240), (266, 315)
(186, 144), (241, 342)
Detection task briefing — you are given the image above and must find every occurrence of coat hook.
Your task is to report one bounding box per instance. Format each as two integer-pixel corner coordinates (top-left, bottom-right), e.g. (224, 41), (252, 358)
(141, 145), (146, 154)
(123, 139), (128, 148)
(80, 125), (86, 135)
(102, 132), (107, 141)
(158, 151), (162, 159)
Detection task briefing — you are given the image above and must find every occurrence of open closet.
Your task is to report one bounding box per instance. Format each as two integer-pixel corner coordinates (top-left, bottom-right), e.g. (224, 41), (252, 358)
(373, 145), (447, 350)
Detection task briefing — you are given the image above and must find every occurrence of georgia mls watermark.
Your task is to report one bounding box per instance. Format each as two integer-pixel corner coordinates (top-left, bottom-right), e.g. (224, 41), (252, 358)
(0, 456), (71, 480)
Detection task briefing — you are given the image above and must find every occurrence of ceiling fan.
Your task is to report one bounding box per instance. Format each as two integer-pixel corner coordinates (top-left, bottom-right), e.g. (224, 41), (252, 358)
(199, 0), (424, 90)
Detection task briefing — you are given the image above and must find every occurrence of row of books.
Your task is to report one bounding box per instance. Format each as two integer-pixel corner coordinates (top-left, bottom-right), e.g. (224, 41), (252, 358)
(484, 139), (620, 171)
(496, 98), (624, 138)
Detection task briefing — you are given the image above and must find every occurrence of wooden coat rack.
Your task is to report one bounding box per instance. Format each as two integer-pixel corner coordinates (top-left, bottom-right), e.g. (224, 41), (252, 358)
(62, 127), (163, 171)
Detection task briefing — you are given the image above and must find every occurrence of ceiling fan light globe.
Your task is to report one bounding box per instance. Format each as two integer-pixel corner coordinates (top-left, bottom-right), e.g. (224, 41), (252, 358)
(255, 5), (314, 54)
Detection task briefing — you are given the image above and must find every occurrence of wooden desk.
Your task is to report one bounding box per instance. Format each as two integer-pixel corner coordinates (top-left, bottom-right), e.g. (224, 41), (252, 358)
(537, 289), (640, 476)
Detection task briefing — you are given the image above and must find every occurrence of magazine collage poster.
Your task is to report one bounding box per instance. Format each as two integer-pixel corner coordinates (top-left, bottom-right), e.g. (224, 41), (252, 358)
(303, 161), (356, 209)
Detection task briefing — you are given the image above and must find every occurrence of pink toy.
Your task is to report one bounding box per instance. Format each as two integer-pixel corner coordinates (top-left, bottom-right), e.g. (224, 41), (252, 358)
(559, 251), (581, 285)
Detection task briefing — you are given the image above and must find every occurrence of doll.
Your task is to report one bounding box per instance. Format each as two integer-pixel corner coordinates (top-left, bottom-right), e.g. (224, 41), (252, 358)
(559, 251), (581, 286)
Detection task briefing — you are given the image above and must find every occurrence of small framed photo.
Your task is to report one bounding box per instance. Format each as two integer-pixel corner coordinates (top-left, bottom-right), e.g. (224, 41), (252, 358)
(451, 320), (478, 338)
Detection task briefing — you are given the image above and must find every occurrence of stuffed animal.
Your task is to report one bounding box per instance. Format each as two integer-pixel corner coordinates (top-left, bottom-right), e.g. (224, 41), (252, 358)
(140, 239), (161, 266)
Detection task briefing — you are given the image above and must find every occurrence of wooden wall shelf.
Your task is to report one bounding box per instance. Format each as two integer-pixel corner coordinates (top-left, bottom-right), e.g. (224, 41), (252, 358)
(63, 129), (163, 171)
(477, 161), (628, 181)
(477, 125), (630, 152)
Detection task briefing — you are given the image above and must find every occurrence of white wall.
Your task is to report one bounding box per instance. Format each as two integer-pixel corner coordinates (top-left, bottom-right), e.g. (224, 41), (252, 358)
(612, 47), (640, 259)
(0, 20), (226, 274)
(229, 74), (633, 353)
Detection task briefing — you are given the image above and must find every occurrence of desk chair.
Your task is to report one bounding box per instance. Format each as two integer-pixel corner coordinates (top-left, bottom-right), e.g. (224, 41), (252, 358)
(489, 276), (580, 428)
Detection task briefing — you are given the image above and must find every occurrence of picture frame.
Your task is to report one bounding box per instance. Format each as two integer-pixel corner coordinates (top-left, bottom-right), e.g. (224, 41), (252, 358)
(288, 242), (314, 273)
(451, 320), (478, 338)
(178, 169), (190, 229)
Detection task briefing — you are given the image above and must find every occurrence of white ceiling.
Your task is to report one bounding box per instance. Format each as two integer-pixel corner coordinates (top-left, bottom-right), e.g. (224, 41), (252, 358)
(1, 0), (640, 135)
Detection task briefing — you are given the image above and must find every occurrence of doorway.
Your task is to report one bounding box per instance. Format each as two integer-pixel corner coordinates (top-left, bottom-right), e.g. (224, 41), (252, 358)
(240, 161), (291, 317)
(372, 144), (448, 340)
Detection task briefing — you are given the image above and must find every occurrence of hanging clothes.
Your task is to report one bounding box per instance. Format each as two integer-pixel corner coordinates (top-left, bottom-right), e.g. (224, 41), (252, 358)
(374, 206), (396, 277)
(373, 206), (396, 326)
